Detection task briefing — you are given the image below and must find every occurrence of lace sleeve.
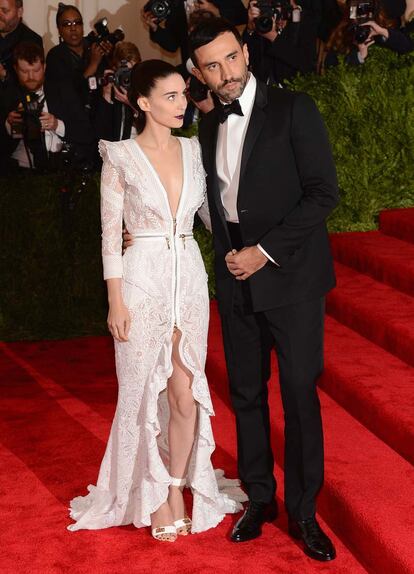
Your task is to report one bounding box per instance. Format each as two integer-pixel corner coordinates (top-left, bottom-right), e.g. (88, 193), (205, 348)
(191, 136), (211, 232)
(99, 140), (124, 280)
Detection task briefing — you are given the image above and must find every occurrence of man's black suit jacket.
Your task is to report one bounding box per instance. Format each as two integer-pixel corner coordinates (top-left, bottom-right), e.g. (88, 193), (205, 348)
(198, 81), (339, 314)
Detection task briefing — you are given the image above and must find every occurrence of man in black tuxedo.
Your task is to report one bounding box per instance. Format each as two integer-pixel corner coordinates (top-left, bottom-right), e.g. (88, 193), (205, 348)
(189, 18), (338, 561)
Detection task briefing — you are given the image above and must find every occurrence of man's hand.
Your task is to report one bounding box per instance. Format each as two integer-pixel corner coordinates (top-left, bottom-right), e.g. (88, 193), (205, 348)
(0, 62), (7, 81)
(6, 110), (22, 128)
(122, 228), (134, 254)
(225, 246), (268, 280)
(141, 9), (159, 32)
(40, 112), (58, 132)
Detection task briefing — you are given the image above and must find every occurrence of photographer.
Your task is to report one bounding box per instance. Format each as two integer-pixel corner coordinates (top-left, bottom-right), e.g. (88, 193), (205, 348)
(0, 43), (64, 171)
(324, 0), (413, 68)
(95, 42), (141, 142)
(244, 0), (319, 86)
(0, 0), (42, 87)
(45, 3), (115, 167)
(142, 0), (247, 71)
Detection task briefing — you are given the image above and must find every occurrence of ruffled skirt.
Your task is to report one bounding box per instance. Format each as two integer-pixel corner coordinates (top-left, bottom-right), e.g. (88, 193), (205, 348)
(68, 280), (246, 533)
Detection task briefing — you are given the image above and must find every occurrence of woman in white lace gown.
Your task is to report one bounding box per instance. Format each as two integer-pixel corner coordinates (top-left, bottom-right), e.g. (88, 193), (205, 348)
(68, 60), (245, 540)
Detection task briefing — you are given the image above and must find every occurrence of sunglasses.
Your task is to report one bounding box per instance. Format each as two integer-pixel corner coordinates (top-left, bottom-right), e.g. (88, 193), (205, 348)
(61, 19), (83, 28)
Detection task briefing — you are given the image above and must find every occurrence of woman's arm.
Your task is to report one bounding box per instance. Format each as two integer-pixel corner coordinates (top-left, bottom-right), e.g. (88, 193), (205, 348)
(99, 141), (130, 341)
(106, 278), (130, 342)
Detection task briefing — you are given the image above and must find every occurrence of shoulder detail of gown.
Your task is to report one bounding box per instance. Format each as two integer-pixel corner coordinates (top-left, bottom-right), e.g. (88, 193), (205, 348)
(98, 139), (124, 165)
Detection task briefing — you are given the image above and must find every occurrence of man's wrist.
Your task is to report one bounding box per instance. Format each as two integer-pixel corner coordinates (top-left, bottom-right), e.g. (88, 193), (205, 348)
(257, 244), (279, 266)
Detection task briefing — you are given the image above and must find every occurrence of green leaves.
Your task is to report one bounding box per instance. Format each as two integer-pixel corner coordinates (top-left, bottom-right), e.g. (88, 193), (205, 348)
(289, 44), (414, 232)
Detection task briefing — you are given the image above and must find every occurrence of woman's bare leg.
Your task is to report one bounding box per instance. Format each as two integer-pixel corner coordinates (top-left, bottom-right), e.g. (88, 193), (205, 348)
(150, 330), (197, 537)
(167, 329), (197, 525)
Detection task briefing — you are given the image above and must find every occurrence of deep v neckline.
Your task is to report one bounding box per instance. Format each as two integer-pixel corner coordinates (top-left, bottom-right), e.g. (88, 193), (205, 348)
(133, 137), (185, 221)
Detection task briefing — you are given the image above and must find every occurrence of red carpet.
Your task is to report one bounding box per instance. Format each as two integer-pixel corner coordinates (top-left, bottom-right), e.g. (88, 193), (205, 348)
(1, 208), (414, 574)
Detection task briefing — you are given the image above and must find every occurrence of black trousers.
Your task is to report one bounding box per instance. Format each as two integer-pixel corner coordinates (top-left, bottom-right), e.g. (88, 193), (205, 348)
(220, 223), (325, 520)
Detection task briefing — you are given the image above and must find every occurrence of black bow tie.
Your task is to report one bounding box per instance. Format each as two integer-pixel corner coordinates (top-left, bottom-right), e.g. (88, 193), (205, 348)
(217, 99), (244, 123)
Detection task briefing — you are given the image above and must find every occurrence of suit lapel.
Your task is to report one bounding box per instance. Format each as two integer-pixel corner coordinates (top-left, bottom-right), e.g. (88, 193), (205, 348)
(239, 81), (268, 183)
(205, 111), (231, 236)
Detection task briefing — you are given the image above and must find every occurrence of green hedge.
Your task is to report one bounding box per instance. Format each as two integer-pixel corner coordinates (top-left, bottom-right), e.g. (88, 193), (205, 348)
(289, 45), (414, 231)
(1, 44), (413, 341)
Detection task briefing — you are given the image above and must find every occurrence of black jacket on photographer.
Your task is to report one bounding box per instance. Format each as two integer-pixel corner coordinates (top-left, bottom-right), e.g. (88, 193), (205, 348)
(0, 79), (65, 171)
(244, 7), (318, 86)
(0, 22), (43, 87)
(94, 94), (135, 142)
(149, 0), (247, 69)
(45, 40), (106, 166)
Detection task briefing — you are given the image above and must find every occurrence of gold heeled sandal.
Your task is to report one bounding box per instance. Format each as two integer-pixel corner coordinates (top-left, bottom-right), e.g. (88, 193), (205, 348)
(151, 524), (177, 542)
(170, 476), (192, 536)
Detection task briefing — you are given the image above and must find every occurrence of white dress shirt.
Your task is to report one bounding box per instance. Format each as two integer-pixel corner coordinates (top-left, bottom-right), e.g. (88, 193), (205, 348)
(215, 73), (277, 265)
(5, 87), (65, 169)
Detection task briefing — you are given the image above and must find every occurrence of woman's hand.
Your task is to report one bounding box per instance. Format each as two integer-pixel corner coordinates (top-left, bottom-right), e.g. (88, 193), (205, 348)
(113, 85), (130, 106)
(84, 43), (106, 78)
(106, 278), (130, 341)
(101, 69), (114, 102)
(141, 9), (159, 32)
(247, 1), (260, 32)
(357, 38), (375, 61)
(107, 301), (131, 342)
(362, 20), (390, 41)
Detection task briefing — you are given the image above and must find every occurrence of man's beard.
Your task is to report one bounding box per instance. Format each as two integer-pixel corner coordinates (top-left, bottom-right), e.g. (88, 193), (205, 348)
(214, 68), (249, 103)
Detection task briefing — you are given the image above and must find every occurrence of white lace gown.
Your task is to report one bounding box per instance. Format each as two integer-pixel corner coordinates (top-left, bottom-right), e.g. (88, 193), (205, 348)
(67, 136), (245, 533)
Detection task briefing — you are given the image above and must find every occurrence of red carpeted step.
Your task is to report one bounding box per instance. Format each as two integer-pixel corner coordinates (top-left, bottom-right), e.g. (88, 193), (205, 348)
(379, 207), (414, 244)
(327, 262), (414, 367)
(322, 316), (414, 465)
(207, 305), (414, 574)
(0, 340), (368, 574)
(330, 231), (414, 297)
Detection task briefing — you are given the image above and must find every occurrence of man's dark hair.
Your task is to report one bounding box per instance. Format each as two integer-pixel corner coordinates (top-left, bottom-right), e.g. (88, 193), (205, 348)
(188, 17), (243, 67)
(13, 42), (45, 66)
(15, 0), (23, 7)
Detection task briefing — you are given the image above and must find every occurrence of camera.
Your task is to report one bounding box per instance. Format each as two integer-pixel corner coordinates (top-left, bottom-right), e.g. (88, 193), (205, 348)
(86, 17), (125, 47)
(96, 59), (132, 90)
(348, 1), (377, 43)
(188, 75), (209, 102)
(11, 92), (45, 141)
(254, 0), (293, 34)
(143, 0), (172, 23)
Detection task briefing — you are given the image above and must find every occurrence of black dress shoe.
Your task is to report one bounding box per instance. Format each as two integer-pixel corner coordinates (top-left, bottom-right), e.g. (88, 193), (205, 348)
(288, 516), (336, 561)
(230, 500), (278, 543)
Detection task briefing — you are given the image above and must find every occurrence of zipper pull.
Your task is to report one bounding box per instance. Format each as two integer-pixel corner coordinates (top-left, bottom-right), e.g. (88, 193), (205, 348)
(173, 218), (177, 235)
(180, 234), (186, 249)
(165, 236), (170, 249)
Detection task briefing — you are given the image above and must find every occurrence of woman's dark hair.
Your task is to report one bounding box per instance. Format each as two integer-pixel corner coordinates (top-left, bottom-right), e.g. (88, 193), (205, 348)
(56, 3), (82, 27)
(128, 59), (180, 134)
(188, 17), (243, 68)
